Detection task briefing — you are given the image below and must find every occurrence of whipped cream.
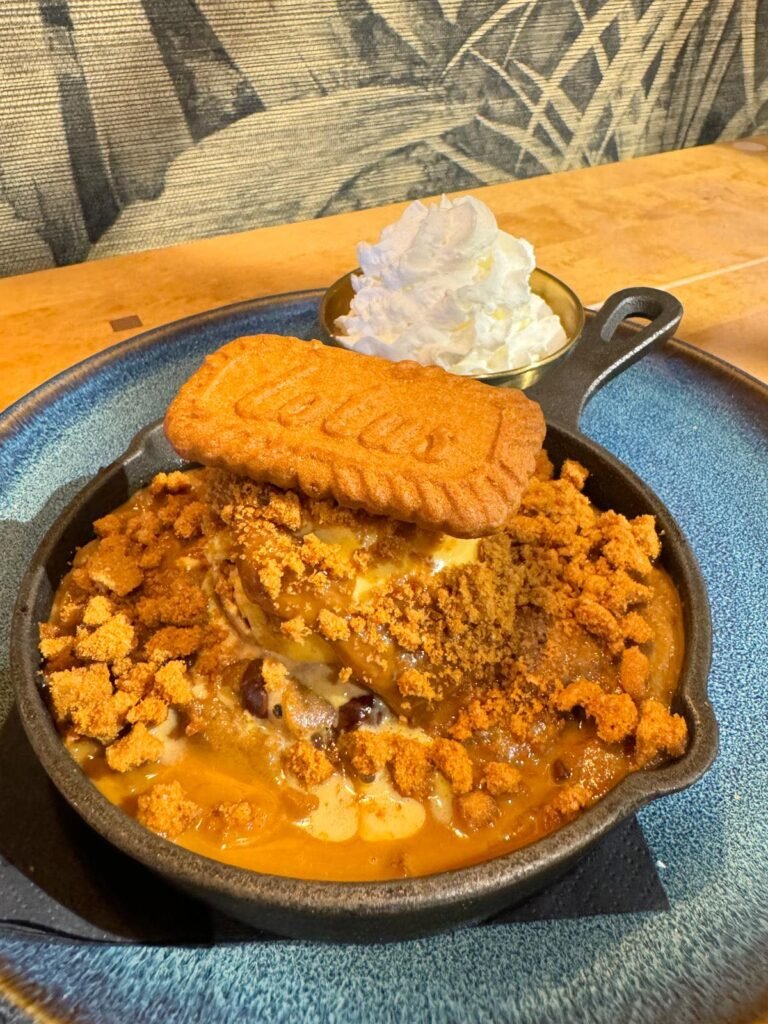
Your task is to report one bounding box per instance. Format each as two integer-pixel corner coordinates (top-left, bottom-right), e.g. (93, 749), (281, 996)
(334, 195), (567, 375)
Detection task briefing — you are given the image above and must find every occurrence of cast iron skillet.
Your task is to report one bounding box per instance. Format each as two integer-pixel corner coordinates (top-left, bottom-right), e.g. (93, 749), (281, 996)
(11, 287), (718, 942)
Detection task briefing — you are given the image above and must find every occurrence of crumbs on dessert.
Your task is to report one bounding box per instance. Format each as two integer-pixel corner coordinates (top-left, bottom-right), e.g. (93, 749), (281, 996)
(38, 459), (688, 845)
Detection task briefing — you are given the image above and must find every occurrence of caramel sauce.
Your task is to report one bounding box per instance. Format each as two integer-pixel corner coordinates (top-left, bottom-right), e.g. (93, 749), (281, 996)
(84, 647), (676, 883)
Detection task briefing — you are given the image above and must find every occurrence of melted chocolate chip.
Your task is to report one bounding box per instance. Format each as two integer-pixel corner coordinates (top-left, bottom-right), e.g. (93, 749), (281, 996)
(241, 660), (268, 719)
(551, 758), (571, 782)
(336, 694), (380, 733)
(272, 703), (283, 719)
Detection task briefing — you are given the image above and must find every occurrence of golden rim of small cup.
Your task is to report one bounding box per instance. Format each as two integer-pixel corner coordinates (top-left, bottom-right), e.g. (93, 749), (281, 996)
(318, 267), (585, 388)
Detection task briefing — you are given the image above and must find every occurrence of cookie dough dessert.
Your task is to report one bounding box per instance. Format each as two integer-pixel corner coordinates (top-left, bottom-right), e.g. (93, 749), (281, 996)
(38, 335), (687, 881)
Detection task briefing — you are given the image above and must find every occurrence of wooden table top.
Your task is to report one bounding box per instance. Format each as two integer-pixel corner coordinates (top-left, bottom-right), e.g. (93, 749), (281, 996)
(0, 135), (766, 414)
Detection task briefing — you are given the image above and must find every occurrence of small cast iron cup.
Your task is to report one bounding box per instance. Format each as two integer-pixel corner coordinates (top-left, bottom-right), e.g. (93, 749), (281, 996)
(319, 267), (585, 388)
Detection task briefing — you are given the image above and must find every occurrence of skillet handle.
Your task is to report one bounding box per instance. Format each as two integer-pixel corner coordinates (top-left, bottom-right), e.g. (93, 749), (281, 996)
(526, 287), (683, 430)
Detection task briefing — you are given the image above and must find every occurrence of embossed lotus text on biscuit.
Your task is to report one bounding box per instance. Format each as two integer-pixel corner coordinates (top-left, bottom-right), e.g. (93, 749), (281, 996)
(233, 370), (470, 464)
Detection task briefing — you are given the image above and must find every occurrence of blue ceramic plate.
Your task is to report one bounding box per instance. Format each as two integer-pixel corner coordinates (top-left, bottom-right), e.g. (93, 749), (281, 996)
(1, 291), (767, 1023)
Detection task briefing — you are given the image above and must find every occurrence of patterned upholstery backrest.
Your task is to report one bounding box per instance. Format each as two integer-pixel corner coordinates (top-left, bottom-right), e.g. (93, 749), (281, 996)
(1, 0), (765, 277)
